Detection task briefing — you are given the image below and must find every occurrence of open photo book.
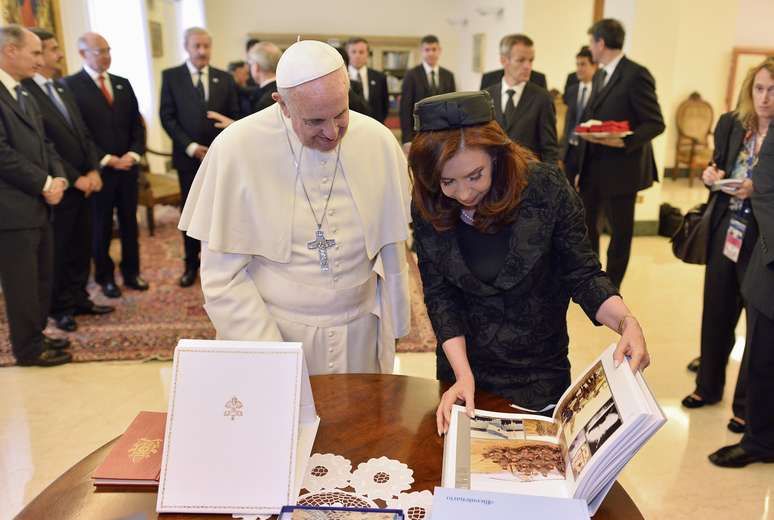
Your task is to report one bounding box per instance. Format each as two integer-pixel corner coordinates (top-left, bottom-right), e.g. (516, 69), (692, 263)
(441, 344), (666, 516)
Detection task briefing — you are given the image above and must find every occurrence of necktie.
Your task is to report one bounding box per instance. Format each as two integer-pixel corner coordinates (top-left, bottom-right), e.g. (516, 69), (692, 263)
(98, 74), (112, 105)
(195, 70), (205, 102)
(359, 70), (368, 101)
(45, 81), (73, 127)
(430, 70), (438, 94)
(570, 86), (588, 146)
(14, 85), (26, 114)
(598, 69), (608, 88)
(505, 88), (516, 127)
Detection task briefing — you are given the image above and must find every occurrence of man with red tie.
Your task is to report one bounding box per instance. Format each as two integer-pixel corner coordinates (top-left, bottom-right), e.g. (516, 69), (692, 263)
(64, 32), (147, 299)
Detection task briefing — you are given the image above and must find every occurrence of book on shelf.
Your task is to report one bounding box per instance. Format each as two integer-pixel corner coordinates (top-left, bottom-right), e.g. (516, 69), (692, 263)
(441, 343), (666, 516)
(92, 411), (166, 488)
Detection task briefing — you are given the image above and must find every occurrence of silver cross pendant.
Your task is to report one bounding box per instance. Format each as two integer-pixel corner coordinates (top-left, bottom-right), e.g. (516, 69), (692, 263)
(307, 229), (336, 272)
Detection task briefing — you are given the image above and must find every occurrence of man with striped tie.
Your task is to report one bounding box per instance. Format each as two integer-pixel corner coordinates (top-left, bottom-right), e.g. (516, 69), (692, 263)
(23, 28), (115, 334)
(561, 46), (597, 186)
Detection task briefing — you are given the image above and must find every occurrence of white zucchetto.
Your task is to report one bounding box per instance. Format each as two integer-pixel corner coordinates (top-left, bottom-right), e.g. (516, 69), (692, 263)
(275, 40), (345, 88)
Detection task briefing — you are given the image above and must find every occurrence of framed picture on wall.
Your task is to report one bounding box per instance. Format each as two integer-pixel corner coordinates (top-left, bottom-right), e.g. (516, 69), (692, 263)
(726, 47), (774, 111)
(472, 33), (486, 73)
(149, 21), (163, 58)
(1, 0), (67, 74)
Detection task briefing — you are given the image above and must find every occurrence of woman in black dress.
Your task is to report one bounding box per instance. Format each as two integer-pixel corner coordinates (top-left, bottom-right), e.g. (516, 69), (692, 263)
(407, 92), (650, 435)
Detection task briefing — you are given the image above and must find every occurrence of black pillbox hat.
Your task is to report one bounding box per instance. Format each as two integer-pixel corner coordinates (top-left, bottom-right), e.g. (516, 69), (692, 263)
(413, 91), (495, 132)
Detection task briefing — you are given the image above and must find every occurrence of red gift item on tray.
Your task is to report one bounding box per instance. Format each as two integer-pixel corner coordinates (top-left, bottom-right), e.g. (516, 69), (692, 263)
(575, 119), (631, 134)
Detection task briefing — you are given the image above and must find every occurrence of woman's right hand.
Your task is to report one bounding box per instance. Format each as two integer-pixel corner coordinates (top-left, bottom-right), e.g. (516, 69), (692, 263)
(436, 374), (476, 436)
(702, 165), (725, 186)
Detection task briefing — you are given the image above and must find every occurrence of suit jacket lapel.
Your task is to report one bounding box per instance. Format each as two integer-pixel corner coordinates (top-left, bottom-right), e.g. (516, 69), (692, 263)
(509, 84), (534, 133)
(0, 83), (37, 131)
(417, 65), (430, 96)
(79, 69), (112, 110)
(30, 80), (80, 137)
(727, 122), (746, 168)
(207, 68), (220, 109)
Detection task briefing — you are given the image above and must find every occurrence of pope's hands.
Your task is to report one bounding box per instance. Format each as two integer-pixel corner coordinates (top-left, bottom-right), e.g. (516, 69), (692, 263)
(207, 110), (234, 129)
(612, 316), (650, 372)
(436, 373), (475, 436)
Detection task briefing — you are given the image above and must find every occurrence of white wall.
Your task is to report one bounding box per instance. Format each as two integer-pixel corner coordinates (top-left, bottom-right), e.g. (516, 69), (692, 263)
(203, 0), (460, 74)
(735, 0), (774, 47)
(524, 0), (594, 91)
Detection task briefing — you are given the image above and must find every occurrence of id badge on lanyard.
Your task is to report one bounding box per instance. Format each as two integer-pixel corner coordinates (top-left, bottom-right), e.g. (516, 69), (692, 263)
(723, 217), (747, 263)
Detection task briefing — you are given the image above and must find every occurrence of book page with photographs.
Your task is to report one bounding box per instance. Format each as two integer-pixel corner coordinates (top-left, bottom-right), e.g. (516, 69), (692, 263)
(447, 407), (572, 498)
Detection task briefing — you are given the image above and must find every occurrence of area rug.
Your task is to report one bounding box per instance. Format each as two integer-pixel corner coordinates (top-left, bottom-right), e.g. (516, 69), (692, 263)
(0, 208), (435, 366)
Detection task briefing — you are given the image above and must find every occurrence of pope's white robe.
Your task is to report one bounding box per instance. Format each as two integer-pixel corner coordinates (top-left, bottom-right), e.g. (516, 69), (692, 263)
(179, 104), (411, 374)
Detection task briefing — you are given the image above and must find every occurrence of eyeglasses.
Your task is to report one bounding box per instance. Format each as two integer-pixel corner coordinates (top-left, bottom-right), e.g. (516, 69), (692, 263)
(85, 47), (111, 56)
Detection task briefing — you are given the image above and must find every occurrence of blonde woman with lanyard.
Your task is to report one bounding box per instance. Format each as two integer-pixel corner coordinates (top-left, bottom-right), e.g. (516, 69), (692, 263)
(682, 58), (774, 436)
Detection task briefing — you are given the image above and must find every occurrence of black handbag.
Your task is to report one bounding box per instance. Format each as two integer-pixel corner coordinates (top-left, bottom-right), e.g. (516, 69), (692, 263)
(670, 195), (716, 265)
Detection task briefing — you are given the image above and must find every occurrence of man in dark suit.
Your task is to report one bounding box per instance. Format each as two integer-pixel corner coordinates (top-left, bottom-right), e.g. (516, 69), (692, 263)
(346, 37), (389, 124)
(228, 59), (254, 117)
(24, 28), (114, 333)
(577, 19), (664, 289)
(710, 121), (774, 468)
(247, 41), (280, 114)
(159, 27), (239, 287)
(479, 34), (548, 91)
(0, 25), (71, 366)
(64, 32), (147, 298)
(399, 35), (455, 145)
(561, 46), (597, 185)
(484, 34), (558, 163)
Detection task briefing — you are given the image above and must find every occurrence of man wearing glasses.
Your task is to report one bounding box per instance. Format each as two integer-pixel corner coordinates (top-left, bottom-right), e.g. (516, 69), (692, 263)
(64, 32), (147, 299)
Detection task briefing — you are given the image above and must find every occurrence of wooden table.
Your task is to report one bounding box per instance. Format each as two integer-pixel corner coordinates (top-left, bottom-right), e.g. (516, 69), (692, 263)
(17, 374), (643, 519)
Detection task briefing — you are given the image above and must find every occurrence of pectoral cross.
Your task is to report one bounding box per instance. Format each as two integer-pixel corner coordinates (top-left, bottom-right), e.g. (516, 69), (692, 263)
(307, 229), (336, 272)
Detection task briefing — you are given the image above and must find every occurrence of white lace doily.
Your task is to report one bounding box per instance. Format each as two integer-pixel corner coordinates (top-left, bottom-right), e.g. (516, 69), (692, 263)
(387, 490), (434, 520)
(297, 489), (378, 509)
(302, 453), (353, 492)
(349, 456), (414, 501)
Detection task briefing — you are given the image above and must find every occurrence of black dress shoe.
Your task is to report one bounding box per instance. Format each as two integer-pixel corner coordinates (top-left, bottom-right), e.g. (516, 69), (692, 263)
(728, 418), (746, 434)
(709, 443), (774, 468)
(17, 349), (72, 367)
(686, 357), (700, 373)
(179, 269), (197, 288)
(73, 303), (115, 316)
(124, 275), (149, 291)
(681, 394), (712, 409)
(101, 282), (122, 298)
(52, 314), (77, 332)
(43, 336), (71, 350)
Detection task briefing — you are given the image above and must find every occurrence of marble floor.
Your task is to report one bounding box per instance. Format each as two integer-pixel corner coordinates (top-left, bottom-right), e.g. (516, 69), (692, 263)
(1, 180), (773, 519)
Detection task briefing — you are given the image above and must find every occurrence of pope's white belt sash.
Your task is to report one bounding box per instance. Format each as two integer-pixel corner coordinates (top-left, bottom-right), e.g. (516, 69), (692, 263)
(250, 265), (378, 328)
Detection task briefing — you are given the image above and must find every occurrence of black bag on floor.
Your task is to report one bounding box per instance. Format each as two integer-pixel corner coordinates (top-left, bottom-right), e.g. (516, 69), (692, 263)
(658, 203), (683, 237)
(670, 196), (716, 265)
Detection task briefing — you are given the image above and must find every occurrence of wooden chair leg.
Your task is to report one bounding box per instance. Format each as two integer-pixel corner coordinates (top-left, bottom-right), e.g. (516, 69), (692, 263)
(147, 205), (155, 236)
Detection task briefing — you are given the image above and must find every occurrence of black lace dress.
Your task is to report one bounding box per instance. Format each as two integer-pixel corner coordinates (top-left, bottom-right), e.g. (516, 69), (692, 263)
(413, 163), (619, 409)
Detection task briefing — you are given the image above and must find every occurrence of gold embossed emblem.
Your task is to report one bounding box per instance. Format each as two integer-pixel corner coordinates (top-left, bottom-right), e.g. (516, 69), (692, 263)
(224, 396), (244, 421)
(127, 438), (162, 463)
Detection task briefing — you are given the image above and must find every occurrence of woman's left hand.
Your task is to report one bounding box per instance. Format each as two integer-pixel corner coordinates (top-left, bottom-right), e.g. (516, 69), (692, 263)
(612, 316), (650, 372)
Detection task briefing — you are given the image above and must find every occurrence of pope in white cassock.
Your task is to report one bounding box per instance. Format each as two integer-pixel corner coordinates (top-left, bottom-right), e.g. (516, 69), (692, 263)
(179, 40), (412, 374)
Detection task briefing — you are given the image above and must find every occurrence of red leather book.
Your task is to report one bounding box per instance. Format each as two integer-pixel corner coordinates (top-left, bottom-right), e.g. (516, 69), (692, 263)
(92, 411), (166, 487)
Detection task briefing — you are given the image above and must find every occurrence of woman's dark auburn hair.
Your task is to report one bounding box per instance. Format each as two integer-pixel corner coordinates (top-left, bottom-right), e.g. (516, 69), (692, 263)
(409, 120), (532, 233)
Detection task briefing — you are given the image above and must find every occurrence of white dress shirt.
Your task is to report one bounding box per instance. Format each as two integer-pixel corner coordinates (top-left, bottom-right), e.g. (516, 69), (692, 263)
(348, 64), (369, 101)
(601, 53), (624, 86)
(500, 78), (526, 113)
(185, 60), (209, 101)
(422, 62), (440, 89)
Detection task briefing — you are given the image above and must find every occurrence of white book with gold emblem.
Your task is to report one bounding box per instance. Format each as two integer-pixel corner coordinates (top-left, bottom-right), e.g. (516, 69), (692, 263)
(156, 339), (319, 515)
